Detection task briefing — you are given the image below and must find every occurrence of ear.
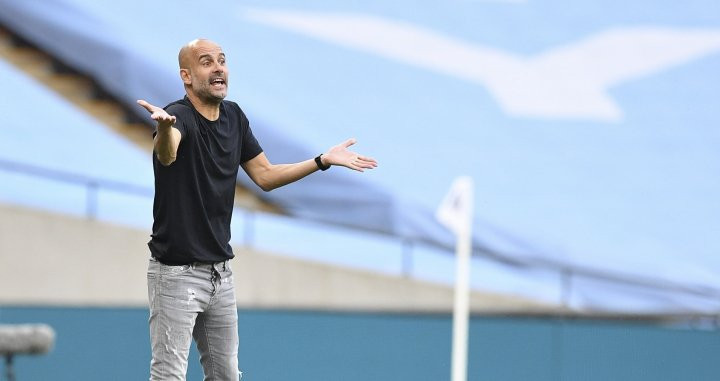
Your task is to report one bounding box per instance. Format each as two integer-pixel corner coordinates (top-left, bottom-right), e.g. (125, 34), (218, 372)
(180, 68), (192, 85)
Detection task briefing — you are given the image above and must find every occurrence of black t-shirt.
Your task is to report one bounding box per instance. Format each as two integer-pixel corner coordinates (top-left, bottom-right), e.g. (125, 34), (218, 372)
(148, 96), (263, 265)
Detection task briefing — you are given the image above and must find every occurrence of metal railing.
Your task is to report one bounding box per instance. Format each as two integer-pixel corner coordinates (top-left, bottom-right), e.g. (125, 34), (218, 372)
(2, 157), (719, 315)
(0, 158), (153, 219)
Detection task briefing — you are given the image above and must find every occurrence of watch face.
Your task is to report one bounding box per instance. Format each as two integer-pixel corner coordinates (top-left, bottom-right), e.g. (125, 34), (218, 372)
(315, 155), (329, 170)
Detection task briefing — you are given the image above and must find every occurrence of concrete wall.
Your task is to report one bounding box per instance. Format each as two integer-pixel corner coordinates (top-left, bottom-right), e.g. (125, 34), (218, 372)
(0, 203), (556, 312)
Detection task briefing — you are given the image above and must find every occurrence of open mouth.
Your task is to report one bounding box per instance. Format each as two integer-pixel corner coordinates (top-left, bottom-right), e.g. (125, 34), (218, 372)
(210, 77), (226, 88)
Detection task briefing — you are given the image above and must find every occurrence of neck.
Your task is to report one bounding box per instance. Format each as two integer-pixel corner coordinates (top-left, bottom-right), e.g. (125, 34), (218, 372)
(186, 92), (221, 121)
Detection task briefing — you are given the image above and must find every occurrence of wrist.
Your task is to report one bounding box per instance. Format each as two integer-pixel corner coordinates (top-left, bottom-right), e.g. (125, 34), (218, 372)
(156, 123), (173, 134)
(314, 154), (330, 171)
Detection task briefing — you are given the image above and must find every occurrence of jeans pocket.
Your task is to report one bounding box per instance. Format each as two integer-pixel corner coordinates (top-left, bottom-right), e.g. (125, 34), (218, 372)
(219, 262), (234, 284)
(147, 257), (160, 277)
(159, 263), (192, 277)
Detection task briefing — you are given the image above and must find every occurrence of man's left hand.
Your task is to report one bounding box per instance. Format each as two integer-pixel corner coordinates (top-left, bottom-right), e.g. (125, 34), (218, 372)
(322, 138), (378, 172)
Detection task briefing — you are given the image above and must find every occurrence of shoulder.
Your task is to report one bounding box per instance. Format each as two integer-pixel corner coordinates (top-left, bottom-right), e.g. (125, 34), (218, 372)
(222, 100), (250, 131)
(163, 98), (195, 135)
(164, 98), (194, 118)
(222, 100), (247, 120)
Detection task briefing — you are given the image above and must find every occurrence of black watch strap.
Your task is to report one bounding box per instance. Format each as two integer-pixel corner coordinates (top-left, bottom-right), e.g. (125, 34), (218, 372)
(315, 154), (330, 171)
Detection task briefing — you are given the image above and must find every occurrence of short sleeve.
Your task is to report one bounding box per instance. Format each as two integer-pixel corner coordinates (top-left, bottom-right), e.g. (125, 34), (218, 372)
(240, 121), (263, 163)
(164, 103), (189, 137)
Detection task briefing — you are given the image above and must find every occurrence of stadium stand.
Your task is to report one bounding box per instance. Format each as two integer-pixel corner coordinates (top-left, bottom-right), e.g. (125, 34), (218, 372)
(2, 0), (720, 314)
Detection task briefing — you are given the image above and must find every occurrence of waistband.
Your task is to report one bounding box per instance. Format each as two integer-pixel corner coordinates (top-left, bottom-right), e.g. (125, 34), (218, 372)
(150, 257), (229, 271)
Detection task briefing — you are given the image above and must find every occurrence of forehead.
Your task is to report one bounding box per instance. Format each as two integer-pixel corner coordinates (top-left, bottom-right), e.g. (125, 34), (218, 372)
(193, 41), (224, 59)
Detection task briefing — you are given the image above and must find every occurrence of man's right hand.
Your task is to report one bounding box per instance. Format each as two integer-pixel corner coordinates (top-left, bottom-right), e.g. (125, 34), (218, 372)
(137, 100), (176, 131)
(137, 99), (182, 166)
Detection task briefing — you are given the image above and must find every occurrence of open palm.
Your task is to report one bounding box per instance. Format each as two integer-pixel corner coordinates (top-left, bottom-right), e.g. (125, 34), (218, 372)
(323, 138), (377, 172)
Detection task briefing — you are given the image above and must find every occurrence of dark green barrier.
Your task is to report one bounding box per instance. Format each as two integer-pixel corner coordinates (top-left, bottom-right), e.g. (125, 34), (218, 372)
(0, 307), (717, 380)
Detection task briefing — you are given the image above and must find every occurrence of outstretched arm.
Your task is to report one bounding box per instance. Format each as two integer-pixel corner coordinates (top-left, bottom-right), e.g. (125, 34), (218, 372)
(241, 138), (377, 192)
(137, 100), (182, 166)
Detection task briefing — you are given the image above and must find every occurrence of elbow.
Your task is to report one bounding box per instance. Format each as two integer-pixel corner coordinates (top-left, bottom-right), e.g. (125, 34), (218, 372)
(258, 181), (276, 192)
(251, 170), (280, 192)
(156, 154), (176, 166)
(256, 176), (278, 192)
(250, 164), (281, 192)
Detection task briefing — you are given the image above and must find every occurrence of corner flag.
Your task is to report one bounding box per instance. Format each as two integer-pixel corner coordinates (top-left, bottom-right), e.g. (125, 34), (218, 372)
(436, 176), (474, 381)
(436, 176), (474, 235)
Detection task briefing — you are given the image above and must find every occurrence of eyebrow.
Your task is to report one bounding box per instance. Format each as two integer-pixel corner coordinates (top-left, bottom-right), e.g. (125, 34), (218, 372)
(198, 53), (225, 62)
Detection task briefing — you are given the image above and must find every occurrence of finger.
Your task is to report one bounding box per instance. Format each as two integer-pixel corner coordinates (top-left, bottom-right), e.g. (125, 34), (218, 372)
(355, 158), (377, 168)
(136, 99), (157, 114)
(357, 156), (377, 166)
(150, 112), (167, 121)
(355, 161), (376, 169)
(151, 112), (175, 125)
(349, 157), (374, 171)
(158, 116), (176, 126)
(152, 111), (171, 120)
(341, 138), (357, 148)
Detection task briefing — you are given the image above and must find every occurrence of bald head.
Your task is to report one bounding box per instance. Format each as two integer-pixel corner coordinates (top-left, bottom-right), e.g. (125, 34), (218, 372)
(178, 38), (229, 107)
(178, 38), (222, 69)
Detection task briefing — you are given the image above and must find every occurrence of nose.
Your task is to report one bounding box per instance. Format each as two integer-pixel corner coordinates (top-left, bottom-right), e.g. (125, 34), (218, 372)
(211, 61), (224, 72)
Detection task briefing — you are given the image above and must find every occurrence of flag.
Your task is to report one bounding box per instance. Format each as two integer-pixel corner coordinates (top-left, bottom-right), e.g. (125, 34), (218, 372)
(436, 176), (474, 236)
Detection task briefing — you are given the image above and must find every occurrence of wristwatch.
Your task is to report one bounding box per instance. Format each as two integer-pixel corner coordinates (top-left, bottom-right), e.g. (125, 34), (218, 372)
(314, 154), (330, 171)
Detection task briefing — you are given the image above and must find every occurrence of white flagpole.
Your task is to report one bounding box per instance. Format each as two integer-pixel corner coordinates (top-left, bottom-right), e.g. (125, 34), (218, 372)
(451, 212), (472, 381)
(435, 177), (474, 381)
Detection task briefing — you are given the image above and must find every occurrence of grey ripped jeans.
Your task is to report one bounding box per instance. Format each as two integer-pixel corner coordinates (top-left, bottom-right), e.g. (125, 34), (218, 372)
(147, 257), (242, 381)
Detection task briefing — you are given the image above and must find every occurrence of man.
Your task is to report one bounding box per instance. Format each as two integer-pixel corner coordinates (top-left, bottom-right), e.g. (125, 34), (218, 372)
(137, 38), (377, 381)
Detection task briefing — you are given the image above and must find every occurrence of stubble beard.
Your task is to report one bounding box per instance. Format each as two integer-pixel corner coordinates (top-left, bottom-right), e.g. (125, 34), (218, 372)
(194, 80), (226, 105)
